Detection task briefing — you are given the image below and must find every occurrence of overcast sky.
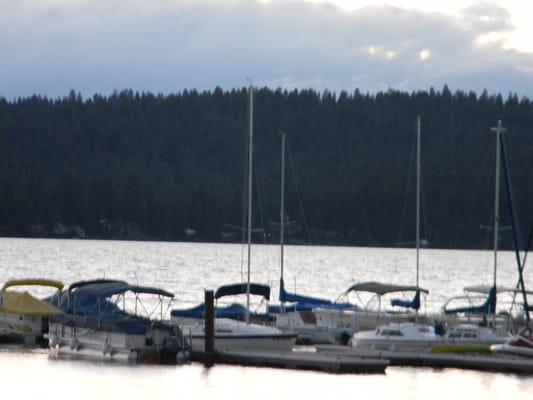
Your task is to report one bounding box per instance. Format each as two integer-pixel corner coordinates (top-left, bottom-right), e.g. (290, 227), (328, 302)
(1, 0), (533, 98)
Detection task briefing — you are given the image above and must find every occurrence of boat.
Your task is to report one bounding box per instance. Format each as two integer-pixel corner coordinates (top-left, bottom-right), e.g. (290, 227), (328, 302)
(48, 279), (189, 363)
(0, 279), (64, 344)
(491, 328), (533, 357)
(352, 320), (510, 354)
(313, 281), (429, 340)
(173, 85), (296, 353)
(443, 122), (533, 334)
(181, 317), (295, 352)
(173, 283), (295, 352)
(487, 121), (533, 358)
(268, 131), (357, 344)
(316, 118), (428, 342)
(432, 323), (510, 353)
(351, 322), (439, 353)
(269, 277), (356, 344)
(441, 285), (533, 332)
(171, 282), (271, 326)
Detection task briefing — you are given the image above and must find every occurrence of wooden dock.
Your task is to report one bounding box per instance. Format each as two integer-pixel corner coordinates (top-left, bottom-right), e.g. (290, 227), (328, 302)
(191, 350), (388, 374)
(316, 345), (533, 374)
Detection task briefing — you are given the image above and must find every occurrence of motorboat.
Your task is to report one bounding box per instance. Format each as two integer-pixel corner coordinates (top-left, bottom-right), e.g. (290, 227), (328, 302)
(431, 323), (510, 353)
(351, 322), (438, 353)
(491, 328), (533, 357)
(0, 279), (63, 344)
(173, 282), (296, 352)
(48, 279), (189, 363)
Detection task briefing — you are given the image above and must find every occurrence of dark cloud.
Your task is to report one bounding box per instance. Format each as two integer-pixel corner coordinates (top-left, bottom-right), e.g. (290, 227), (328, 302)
(1, 0), (532, 98)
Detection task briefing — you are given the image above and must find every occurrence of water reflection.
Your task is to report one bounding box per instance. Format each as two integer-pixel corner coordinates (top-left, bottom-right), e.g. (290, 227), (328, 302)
(1, 350), (533, 400)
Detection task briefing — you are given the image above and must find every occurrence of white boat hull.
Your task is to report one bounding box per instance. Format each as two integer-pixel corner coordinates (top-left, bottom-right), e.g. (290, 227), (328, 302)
(49, 322), (185, 363)
(491, 343), (533, 358)
(274, 312), (337, 344)
(0, 312), (45, 344)
(180, 318), (296, 352)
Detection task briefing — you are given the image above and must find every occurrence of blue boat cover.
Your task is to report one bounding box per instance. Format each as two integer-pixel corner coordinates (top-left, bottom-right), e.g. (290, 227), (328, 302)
(268, 278), (357, 314)
(55, 280), (173, 318)
(171, 303), (250, 320)
(268, 303), (318, 313)
(267, 301), (356, 314)
(444, 286), (497, 315)
(390, 290), (421, 310)
(278, 278), (331, 305)
(50, 280), (178, 335)
(214, 283), (270, 300)
(68, 279), (128, 292)
(344, 281), (429, 296)
(68, 280), (174, 298)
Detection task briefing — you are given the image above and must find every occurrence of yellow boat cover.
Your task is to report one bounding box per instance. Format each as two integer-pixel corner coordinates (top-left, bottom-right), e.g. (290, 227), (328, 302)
(1, 291), (62, 316)
(2, 279), (64, 291)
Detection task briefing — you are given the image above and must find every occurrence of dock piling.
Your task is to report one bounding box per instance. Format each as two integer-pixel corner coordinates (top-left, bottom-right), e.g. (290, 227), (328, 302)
(204, 290), (215, 355)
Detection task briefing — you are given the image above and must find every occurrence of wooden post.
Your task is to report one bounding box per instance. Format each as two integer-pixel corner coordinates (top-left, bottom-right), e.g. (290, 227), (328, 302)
(204, 290), (215, 353)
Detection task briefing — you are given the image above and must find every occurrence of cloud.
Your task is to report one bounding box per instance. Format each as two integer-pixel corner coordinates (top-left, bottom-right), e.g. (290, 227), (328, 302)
(1, 0), (532, 98)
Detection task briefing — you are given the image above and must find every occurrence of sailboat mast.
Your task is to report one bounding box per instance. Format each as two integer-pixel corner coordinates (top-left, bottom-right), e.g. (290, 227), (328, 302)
(413, 116), (422, 320)
(280, 131), (286, 283)
(491, 120), (506, 294)
(246, 84), (254, 324)
(416, 116), (421, 290)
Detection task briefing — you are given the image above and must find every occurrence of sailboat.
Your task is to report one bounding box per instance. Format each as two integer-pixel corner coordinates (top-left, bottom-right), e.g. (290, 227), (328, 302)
(351, 116), (436, 351)
(173, 85), (296, 352)
(443, 121), (526, 333)
(268, 131), (356, 344)
(490, 121), (533, 357)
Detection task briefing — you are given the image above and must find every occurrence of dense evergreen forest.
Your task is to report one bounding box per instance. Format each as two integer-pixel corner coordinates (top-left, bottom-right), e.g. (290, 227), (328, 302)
(0, 86), (531, 249)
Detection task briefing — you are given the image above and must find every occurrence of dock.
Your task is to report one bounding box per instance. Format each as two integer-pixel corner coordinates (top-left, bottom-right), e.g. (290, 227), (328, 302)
(316, 345), (533, 374)
(193, 290), (386, 373)
(191, 350), (388, 374)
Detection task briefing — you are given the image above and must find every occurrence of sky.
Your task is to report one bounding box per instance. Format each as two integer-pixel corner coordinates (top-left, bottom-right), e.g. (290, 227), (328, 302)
(1, 0), (533, 98)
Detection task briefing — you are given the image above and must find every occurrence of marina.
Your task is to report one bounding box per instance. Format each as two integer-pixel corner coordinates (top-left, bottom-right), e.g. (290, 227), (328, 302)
(0, 239), (533, 388)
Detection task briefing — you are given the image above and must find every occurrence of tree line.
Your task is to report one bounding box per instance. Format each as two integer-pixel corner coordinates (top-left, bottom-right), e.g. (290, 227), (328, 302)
(0, 86), (531, 249)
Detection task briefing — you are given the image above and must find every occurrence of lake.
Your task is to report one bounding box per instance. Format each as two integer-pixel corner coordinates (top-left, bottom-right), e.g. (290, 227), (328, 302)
(0, 238), (532, 399)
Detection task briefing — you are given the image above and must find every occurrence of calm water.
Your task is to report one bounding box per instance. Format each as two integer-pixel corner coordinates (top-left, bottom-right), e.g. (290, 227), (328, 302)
(1, 238), (533, 399)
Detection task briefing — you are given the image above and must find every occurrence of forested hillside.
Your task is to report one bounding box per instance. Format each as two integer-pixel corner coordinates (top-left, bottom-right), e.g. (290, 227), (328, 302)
(0, 86), (531, 249)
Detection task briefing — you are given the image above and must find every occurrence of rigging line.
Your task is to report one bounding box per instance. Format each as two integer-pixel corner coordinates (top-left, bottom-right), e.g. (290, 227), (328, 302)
(286, 137), (313, 244)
